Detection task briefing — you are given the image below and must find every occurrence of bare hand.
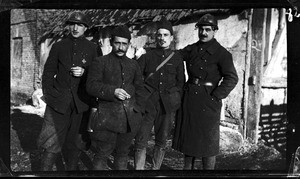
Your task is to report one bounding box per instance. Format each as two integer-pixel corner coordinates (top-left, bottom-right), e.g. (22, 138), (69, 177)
(70, 66), (84, 77)
(114, 88), (131, 101)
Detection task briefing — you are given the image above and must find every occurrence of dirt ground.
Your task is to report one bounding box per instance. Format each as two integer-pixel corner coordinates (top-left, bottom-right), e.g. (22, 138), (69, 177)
(9, 104), (287, 177)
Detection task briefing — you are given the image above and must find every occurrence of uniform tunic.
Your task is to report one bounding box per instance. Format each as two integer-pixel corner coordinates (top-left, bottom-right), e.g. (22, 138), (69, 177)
(38, 35), (97, 153)
(138, 48), (185, 114)
(86, 52), (147, 161)
(172, 39), (238, 157)
(86, 52), (146, 134)
(135, 48), (185, 149)
(42, 35), (97, 114)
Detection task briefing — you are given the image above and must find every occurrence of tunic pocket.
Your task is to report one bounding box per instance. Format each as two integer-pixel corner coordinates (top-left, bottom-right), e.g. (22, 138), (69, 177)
(207, 95), (222, 112)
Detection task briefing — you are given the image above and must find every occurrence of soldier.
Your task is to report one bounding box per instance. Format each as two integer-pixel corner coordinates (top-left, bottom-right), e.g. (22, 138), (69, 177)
(134, 18), (185, 170)
(86, 25), (146, 170)
(172, 13), (239, 170)
(38, 11), (97, 171)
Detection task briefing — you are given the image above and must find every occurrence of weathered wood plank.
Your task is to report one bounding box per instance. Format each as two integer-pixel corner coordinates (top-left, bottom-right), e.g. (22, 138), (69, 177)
(262, 77), (287, 88)
(246, 8), (267, 144)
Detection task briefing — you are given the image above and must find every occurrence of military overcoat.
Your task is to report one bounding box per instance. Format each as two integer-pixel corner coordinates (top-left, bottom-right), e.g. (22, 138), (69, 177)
(172, 39), (238, 157)
(42, 35), (97, 114)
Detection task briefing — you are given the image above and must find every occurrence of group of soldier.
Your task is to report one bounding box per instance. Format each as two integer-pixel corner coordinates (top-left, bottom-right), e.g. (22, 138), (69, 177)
(37, 11), (238, 171)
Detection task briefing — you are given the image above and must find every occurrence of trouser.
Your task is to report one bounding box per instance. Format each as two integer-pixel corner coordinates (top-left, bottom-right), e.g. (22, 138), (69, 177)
(90, 129), (136, 170)
(37, 98), (83, 171)
(78, 109), (92, 151)
(134, 99), (175, 169)
(183, 155), (216, 170)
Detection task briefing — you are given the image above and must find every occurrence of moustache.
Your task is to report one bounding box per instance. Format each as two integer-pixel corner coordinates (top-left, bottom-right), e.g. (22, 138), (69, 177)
(159, 40), (166, 44)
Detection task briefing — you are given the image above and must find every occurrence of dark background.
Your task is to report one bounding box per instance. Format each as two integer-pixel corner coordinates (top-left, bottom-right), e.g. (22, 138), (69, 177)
(1, 0), (298, 177)
(286, 6), (300, 171)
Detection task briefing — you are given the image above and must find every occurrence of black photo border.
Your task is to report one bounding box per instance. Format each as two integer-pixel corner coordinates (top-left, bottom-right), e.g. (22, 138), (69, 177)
(1, 0), (298, 177)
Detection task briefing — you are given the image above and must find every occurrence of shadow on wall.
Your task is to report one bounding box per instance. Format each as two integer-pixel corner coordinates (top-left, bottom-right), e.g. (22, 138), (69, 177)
(259, 99), (287, 154)
(10, 108), (44, 171)
(10, 108), (94, 172)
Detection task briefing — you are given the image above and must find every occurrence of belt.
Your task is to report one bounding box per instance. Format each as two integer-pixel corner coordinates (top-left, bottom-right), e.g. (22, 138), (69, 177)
(188, 77), (213, 86)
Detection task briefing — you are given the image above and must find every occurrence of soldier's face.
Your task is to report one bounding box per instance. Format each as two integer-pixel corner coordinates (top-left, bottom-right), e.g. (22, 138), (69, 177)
(198, 25), (216, 43)
(111, 36), (130, 57)
(69, 22), (87, 38)
(156, 29), (173, 49)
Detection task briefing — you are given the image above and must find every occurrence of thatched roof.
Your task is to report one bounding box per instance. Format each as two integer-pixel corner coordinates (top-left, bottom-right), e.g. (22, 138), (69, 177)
(40, 8), (235, 40)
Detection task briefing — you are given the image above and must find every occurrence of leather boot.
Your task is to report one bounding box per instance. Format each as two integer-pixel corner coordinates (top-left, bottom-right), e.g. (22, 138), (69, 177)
(114, 156), (128, 170)
(183, 155), (195, 170)
(202, 156), (216, 170)
(134, 148), (146, 170)
(93, 157), (108, 170)
(152, 147), (165, 170)
(65, 150), (81, 171)
(40, 151), (57, 171)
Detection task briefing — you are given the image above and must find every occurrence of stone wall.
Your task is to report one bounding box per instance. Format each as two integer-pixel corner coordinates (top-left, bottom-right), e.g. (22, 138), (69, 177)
(11, 9), (38, 105)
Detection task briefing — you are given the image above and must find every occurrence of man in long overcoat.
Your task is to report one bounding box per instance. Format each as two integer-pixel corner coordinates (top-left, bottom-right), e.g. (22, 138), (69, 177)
(38, 11), (97, 171)
(172, 13), (238, 170)
(134, 18), (185, 170)
(86, 25), (146, 170)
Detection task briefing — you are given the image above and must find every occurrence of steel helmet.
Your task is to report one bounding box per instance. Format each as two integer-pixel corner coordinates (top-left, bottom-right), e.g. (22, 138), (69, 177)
(66, 11), (90, 27)
(195, 13), (218, 30)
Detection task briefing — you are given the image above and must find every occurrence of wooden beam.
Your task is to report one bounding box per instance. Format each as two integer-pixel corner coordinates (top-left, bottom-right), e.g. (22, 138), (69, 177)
(242, 9), (253, 139)
(264, 9), (287, 78)
(263, 8), (272, 72)
(262, 77), (287, 88)
(246, 8), (267, 144)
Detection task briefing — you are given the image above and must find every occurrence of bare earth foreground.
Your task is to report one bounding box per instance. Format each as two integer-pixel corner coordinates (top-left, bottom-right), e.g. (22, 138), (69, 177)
(9, 104), (287, 176)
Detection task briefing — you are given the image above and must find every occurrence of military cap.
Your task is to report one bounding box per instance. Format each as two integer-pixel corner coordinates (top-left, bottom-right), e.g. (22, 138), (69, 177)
(111, 25), (131, 40)
(196, 13), (218, 30)
(156, 17), (173, 35)
(66, 11), (90, 27)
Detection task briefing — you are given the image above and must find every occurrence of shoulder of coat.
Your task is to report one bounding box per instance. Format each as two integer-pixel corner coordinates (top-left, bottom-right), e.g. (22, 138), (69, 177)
(85, 38), (97, 47)
(207, 39), (230, 55)
(184, 42), (198, 51)
(94, 54), (110, 63)
(214, 40), (231, 56)
(173, 50), (183, 58)
(100, 53), (111, 60)
(128, 58), (139, 66)
(54, 38), (68, 46)
(145, 48), (157, 55)
(139, 49), (156, 61)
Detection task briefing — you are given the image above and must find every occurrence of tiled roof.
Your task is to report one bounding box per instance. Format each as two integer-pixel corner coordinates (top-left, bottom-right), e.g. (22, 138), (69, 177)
(41, 8), (232, 38)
